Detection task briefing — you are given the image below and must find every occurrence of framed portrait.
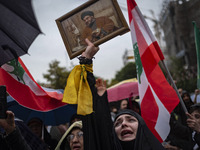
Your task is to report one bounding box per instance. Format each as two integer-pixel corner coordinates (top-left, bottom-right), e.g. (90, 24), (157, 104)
(56, 0), (130, 59)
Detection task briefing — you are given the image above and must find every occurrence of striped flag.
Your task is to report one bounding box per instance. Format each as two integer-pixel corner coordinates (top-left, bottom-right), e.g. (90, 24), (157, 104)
(193, 21), (200, 89)
(127, 0), (179, 142)
(0, 58), (66, 111)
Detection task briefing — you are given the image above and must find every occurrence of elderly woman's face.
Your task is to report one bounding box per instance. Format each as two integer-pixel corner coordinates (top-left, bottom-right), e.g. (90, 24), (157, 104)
(114, 114), (138, 141)
(68, 128), (84, 150)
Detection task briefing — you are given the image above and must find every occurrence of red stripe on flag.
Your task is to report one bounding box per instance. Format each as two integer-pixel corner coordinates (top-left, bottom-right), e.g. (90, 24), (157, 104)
(140, 86), (163, 142)
(153, 41), (165, 60)
(140, 43), (161, 75)
(141, 46), (179, 113)
(127, 0), (137, 24)
(133, 17), (161, 63)
(140, 86), (158, 124)
(0, 68), (66, 111)
(19, 58), (63, 100)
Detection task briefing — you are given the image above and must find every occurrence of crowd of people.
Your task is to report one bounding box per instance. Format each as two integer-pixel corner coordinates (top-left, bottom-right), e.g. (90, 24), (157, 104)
(1, 39), (200, 150)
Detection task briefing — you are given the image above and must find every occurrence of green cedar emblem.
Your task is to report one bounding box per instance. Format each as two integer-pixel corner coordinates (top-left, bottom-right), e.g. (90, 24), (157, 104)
(6, 60), (26, 84)
(133, 43), (143, 84)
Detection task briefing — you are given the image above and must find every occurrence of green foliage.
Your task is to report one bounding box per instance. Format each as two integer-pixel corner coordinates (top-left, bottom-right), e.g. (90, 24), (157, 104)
(43, 60), (70, 89)
(115, 62), (137, 81)
(109, 62), (137, 87)
(170, 57), (197, 93)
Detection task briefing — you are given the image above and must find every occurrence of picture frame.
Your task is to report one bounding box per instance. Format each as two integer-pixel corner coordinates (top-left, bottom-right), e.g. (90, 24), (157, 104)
(56, 0), (130, 59)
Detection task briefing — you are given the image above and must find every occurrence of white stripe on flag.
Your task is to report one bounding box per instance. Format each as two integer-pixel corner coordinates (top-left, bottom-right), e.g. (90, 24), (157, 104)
(149, 84), (170, 140)
(132, 6), (156, 46)
(138, 69), (148, 103)
(139, 66), (170, 140)
(130, 20), (137, 44)
(2, 63), (46, 96)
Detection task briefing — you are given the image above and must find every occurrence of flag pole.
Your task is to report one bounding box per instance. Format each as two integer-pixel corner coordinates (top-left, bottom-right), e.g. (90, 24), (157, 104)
(160, 60), (188, 113)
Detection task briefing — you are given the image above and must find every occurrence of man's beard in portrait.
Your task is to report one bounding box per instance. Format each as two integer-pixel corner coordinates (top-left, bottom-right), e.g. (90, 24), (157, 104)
(88, 18), (96, 28)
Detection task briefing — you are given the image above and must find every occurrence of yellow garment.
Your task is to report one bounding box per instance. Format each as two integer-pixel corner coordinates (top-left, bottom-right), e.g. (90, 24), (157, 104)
(62, 64), (93, 115)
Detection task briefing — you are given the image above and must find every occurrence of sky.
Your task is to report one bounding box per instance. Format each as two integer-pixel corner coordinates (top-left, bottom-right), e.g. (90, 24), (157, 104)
(21, 0), (164, 83)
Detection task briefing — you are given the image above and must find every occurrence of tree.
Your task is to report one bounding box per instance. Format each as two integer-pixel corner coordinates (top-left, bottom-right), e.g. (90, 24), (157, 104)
(43, 60), (70, 89)
(109, 62), (137, 87)
(115, 62), (137, 81)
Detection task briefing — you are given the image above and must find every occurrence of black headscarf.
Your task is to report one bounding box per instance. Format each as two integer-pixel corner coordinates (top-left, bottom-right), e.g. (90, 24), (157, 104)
(113, 109), (165, 150)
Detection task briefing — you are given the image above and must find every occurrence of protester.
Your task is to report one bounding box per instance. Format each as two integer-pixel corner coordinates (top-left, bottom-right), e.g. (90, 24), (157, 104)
(0, 110), (31, 150)
(27, 117), (58, 150)
(186, 103), (200, 149)
(16, 120), (49, 150)
(55, 121), (83, 150)
(80, 10), (117, 45)
(65, 38), (166, 150)
(178, 88), (183, 97)
(110, 105), (118, 122)
(120, 99), (129, 110)
(113, 109), (165, 150)
(163, 96), (194, 149)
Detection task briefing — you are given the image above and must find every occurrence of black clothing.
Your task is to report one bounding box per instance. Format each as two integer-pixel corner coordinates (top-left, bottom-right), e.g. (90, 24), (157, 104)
(165, 103), (194, 150)
(0, 127), (31, 150)
(43, 125), (58, 150)
(113, 109), (165, 150)
(16, 120), (49, 150)
(194, 132), (200, 149)
(82, 71), (115, 150)
(83, 71), (165, 150)
(119, 140), (135, 150)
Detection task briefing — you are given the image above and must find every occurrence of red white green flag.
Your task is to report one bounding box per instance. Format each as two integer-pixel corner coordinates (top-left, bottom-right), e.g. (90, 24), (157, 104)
(0, 58), (66, 111)
(127, 0), (179, 142)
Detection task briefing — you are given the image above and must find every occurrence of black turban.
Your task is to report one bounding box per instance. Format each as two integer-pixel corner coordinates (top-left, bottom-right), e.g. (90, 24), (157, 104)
(81, 11), (94, 20)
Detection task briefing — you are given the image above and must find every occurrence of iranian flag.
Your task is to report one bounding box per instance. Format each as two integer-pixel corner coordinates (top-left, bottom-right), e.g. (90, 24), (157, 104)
(0, 58), (66, 111)
(127, 0), (179, 142)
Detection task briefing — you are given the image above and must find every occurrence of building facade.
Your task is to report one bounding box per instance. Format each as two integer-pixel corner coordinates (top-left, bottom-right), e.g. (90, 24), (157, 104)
(159, 0), (200, 72)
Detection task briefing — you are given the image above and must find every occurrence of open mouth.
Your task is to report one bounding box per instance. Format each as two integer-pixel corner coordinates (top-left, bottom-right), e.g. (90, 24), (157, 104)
(121, 130), (133, 137)
(73, 145), (81, 150)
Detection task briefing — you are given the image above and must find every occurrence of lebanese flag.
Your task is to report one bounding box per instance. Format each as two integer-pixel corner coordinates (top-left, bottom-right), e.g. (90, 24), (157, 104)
(0, 58), (66, 111)
(127, 0), (179, 142)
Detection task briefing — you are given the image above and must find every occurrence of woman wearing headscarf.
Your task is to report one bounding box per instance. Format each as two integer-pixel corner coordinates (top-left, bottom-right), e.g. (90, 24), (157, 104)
(27, 118), (58, 150)
(113, 109), (165, 150)
(62, 39), (165, 150)
(55, 121), (83, 150)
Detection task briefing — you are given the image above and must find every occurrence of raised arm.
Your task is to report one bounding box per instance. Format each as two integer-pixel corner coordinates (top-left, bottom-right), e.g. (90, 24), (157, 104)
(0, 111), (31, 150)
(81, 38), (99, 59)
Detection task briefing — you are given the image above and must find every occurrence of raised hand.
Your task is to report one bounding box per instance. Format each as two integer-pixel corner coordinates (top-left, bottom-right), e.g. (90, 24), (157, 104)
(0, 111), (16, 134)
(81, 38), (99, 59)
(186, 112), (200, 133)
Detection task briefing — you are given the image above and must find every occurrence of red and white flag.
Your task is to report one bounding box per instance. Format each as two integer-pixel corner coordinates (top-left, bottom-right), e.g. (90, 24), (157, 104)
(0, 58), (66, 111)
(127, 0), (179, 142)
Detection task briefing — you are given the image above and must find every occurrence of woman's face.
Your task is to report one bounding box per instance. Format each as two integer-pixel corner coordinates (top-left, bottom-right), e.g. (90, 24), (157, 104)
(68, 128), (84, 150)
(183, 93), (190, 102)
(114, 114), (138, 141)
